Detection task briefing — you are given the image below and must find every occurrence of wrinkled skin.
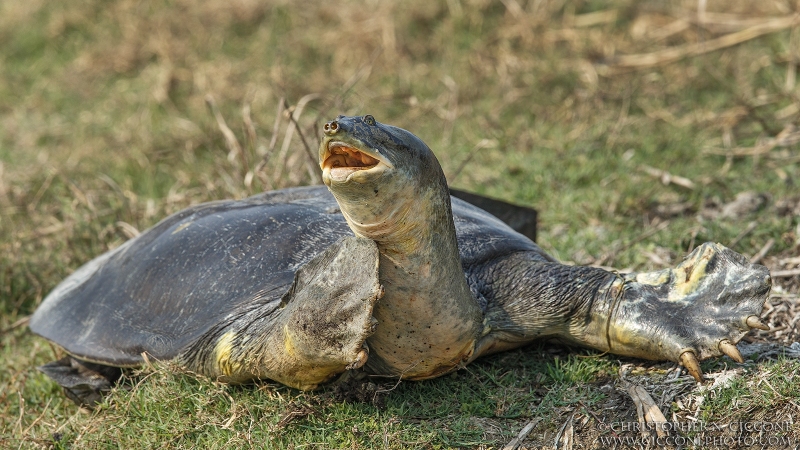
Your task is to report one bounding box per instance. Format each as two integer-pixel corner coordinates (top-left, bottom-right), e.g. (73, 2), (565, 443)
(30, 115), (770, 406)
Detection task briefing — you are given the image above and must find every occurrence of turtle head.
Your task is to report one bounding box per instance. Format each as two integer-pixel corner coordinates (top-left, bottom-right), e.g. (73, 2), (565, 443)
(320, 115), (448, 244)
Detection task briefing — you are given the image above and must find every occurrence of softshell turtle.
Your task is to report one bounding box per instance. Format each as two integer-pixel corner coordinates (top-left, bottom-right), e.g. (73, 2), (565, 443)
(30, 115), (771, 405)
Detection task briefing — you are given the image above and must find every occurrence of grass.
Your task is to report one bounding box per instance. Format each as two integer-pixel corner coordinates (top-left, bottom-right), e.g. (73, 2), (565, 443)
(2, 0), (800, 447)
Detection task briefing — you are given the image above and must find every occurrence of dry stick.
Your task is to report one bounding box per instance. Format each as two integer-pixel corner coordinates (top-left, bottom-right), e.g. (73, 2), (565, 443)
(687, 11), (785, 32)
(553, 413), (575, 450)
(640, 165), (696, 189)
(335, 47), (382, 111)
(499, 0), (524, 19)
(0, 315), (30, 334)
(98, 174), (132, 215)
(578, 400), (619, 438)
(242, 101), (258, 155)
(705, 124), (800, 157)
(267, 98), (286, 155)
(206, 95), (243, 165)
(628, 384), (669, 438)
(595, 220), (670, 266)
(254, 98), (286, 191)
(440, 75), (458, 147)
(64, 177), (96, 213)
(750, 238), (775, 264)
(21, 397), (52, 438)
(448, 139), (496, 183)
(284, 99), (323, 184)
(704, 146), (774, 157)
(611, 15), (800, 70)
(241, 101), (257, 189)
(605, 89), (630, 149)
(14, 391), (24, 437)
(779, 255), (800, 265)
(115, 221), (140, 239)
(728, 221), (758, 249)
(502, 419), (541, 450)
(273, 93), (321, 183)
(772, 268), (800, 278)
(647, 18), (690, 42)
(28, 169), (56, 212)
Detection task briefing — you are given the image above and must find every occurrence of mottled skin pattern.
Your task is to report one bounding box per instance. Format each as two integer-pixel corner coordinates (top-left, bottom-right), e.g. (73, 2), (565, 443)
(30, 115), (771, 405)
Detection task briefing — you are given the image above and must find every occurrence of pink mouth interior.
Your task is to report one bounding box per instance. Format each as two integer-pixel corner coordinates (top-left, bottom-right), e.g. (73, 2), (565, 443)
(323, 145), (379, 178)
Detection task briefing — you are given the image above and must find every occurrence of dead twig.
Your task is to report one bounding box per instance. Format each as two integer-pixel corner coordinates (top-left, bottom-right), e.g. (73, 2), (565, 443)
(242, 101), (258, 156)
(610, 15), (800, 70)
(578, 400), (619, 439)
(254, 97), (286, 191)
(21, 398), (52, 437)
(333, 47), (382, 111)
(283, 99), (322, 184)
(704, 124), (800, 156)
(28, 169), (57, 212)
(640, 165), (696, 189)
(1, 315), (30, 334)
(205, 95), (243, 167)
(273, 402), (317, 430)
(448, 139), (497, 182)
(553, 413), (575, 450)
(628, 384), (669, 438)
(272, 93), (321, 184)
(772, 268), (800, 278)
(728, 221), (758, 249)
(499, 0), (524, 19)
(594, 220), (671, 266)
(242, 100), (258, 190)
(115, 221), (140, 239)
(502, 418), (540, 450)
(750, 238), (775, 264)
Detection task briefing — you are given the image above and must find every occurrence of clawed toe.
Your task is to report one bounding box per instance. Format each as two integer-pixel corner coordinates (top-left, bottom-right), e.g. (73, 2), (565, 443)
(718, 339), (744, 363)
(679, 351), (704, 382)
(681, 339), (751, 383)
(746, 315), (770, 331)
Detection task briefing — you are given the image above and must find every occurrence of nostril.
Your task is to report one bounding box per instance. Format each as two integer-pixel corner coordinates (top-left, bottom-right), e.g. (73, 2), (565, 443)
(323, 120), (339, 135)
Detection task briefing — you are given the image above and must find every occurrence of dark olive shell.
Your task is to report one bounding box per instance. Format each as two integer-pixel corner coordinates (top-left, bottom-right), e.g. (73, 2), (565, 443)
(30, 186), (545, 366)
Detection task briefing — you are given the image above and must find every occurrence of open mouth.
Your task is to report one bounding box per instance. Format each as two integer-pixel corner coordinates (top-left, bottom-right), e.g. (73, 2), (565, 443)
(321, 142), (383, 181)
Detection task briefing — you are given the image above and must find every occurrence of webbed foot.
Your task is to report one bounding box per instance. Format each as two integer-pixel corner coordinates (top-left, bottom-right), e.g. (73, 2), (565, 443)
(605, 242), (771, 381)
(38, 357), (122, 407)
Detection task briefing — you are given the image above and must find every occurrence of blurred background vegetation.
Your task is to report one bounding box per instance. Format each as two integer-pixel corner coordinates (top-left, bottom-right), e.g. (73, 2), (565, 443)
(2, 0), (799, 447)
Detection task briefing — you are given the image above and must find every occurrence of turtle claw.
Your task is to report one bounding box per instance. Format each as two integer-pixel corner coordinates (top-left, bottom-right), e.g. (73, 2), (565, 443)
(718, 339), (744, 363)
(680, 351), (704, 383)
(346, 346), (370, 370)
(746, 315), (770, 331)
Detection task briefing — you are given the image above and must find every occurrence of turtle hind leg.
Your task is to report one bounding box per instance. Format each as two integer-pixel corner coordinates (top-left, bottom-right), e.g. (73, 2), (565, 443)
(476, 242), (771, 382)
(38, 357), (122, 407)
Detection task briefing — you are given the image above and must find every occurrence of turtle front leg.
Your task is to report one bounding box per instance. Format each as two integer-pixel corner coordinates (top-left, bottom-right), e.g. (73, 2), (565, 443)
(570, 242), (771, 381)
(180, 237), (383, 390)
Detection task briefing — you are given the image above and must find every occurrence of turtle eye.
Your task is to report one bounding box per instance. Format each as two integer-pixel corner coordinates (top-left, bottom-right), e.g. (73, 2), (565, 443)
(363, 115), (375, 125)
